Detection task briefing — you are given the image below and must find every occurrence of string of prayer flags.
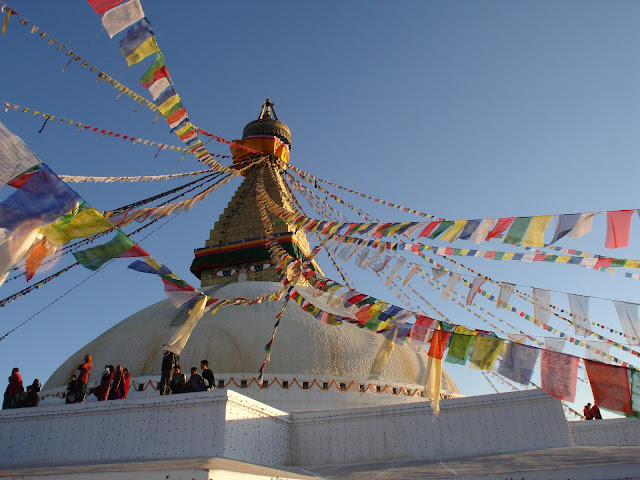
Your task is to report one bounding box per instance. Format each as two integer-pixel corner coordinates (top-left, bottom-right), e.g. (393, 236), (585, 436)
(567, 294), (591, 336)
(533, 288), (552, 326)
(540, 350), (579, 402)
(469, 335), (503, 370)
(497, 342), (540, 385)
(613, 301), (640, 346)
(606, 210), (634, 249)
(584, 360), (634, 416)
(73, 228), (148, 270)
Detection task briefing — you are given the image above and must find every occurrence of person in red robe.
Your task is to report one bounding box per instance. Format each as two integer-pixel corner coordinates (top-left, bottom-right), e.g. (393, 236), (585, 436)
(108, 365), (126, 400)
(76, 355), (92, 403)
(3, 368), (23, 409)
(122, 368), (131, 399)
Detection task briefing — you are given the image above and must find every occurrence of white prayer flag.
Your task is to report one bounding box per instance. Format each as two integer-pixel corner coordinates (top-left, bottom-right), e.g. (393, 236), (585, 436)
(567, 212), (597, 239)
(567, 293), (590, 336)
(101, 0), (145, 38)
(614, 300), (640, 346)
(497, 283), (515, 308)
(148, 77), (172, 100)
(544, 337), (565, 353)
(533, 288), (552, 325)
(470, 219), (495, 244)
(466, 278), (486, 305)
(0, 121), (40, 188)
(442, 273), (461, 301)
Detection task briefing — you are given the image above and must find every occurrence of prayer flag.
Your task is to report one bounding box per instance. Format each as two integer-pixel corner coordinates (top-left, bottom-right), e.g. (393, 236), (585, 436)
(567, 212), (597, 239)
(164, 295), (207, 355)
(440, 220), (467, 243)
(445, 326), (475, 365)
(369, 327), (397, 379)
(533, 288), (551, 325)
(154, 87), (178, 108)
(540, 350), (579, 402)
(584, 341), (610, 363)
(550, 213), (580, 244)
(101, 0), (145, 38)
(402, 264), (420, 285)
(470, 336), (503, 370)
(385, 259), (404, 285)
(410, 315), (435, 343)
(157, 93), (181, 116)
(418, 221), (440, 238)
(522, 215), (552, 247)
(497, 283), (515, 308)
(148, 76), (171, 100)
(0, 122), (41, 189)
(431, 267), (447, 280)
(584, 360), (633, 415)
(544, 337), (565, 353)
(87, 0), (123, 14)
(613, 301), (640, 346)
(25, 238), (52, 281)
(503, 216), (532, 244)
(497, 342), (539, 385)
(73, 229), (137, 270)
(39, 204), (113, 246)
(470, 219), (495, 244)
(428, 220), (455, 240)
(605, 210), (634, 249)
(567, 293), (590, 336)
(459, 219), (481, 241)
(140, 52), (168, 87)
(630, 370), (640, 418)
(121, 31), (159, 66)
(442, 273), (461, 301)
(427, 328), (451, 360)
(0, 227), (39, 287)
(466, 277), (486, 305)
(486, 217), (515, 240)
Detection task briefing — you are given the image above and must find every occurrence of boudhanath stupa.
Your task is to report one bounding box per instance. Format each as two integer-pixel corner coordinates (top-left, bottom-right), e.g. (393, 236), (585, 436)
(1, 102), (640, 480)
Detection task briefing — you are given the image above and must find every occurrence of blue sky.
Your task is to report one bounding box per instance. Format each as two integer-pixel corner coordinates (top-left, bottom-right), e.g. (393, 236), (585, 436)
(2, 0), (640, 417)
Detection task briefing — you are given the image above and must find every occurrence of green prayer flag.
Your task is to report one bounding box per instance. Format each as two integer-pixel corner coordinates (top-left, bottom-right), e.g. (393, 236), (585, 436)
(428, 221), (455, 239)
(73, 229), (135, 271)
(503, 216), (533, 244)
(140, 52), (165, 85)
(445, 330), (475, 365)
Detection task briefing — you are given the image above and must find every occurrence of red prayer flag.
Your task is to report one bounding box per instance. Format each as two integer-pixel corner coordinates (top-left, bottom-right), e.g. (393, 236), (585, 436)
(25, 240), (49, 281)
(141, 65), (170, 88)
(166, 107), (188, 126)
(427, 329), (451, 359)
(418, 221), (441, 238)
(584, 359), (633, 415)
(485, 217), (515, 240)
(410, 315), (435, 342)
(605, 210), (634, 249)
(87, 0), (123, 14)
(116, 244), (150, 258)
(540, 350), (579, 402)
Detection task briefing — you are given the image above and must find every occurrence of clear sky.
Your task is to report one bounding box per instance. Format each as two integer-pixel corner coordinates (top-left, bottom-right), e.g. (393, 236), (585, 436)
(2, 0), (640, 418)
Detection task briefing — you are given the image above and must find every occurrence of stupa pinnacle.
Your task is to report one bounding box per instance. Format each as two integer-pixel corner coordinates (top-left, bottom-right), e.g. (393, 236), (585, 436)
(190, 99), (313, 286)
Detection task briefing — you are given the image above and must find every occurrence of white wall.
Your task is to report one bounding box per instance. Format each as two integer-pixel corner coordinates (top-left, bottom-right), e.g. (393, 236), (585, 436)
(290, 389), (572, 465)
(569, 417), (640, 446)
(1, 388), (572, 469)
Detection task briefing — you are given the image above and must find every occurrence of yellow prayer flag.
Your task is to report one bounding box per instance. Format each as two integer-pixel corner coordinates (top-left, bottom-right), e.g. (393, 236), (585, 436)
(125, 36), (160, 66)
(158, 94), (181, 116)
(502, 252), (515, 260)
(440, 220), (467, 243)
(521, 215), (553, 247)
(40, 207), (113, 246)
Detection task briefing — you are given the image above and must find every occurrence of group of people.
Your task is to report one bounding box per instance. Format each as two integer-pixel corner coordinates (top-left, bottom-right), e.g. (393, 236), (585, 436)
(2, 367), (41, 409)
(160, 351), (215, 395)
(65, 355), (131, 403)
(583, 402), (602, 420)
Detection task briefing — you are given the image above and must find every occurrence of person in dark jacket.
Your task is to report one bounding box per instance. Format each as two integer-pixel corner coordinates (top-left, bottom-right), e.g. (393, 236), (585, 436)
(160, 350), (179, 395)
(590, 404), (602, 419)
(200, 360), (214, 390)
(169, 365), (186, 394)
(185, 367), (205, 392)
(65, 374), (78, 404)
(584, 402), (594, 420)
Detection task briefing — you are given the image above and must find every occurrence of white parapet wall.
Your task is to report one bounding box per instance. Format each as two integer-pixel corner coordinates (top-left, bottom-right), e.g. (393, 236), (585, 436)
(0, 389), (290, 468)
(569, 417), (640, 446)
(290, 388), (572, 465)
(1, 388), (572, 469)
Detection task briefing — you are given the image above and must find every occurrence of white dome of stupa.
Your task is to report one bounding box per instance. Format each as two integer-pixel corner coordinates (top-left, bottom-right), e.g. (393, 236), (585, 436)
(44, 281), (458, 409)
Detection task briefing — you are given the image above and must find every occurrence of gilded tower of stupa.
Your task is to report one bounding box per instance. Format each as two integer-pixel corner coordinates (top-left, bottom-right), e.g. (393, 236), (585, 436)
(190, 99), (315, 286)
